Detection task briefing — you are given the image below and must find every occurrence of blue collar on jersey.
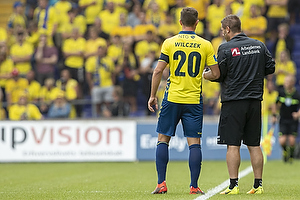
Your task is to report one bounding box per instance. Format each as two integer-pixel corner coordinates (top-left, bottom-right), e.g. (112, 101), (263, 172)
(179, 31), (196, 34)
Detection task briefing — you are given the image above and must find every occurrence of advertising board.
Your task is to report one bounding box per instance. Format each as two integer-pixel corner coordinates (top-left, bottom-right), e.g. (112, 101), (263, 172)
(0, 120), (136, 162)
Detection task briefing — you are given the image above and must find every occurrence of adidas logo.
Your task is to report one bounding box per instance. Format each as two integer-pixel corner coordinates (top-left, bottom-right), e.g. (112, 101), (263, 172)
(191, 36), (195, 39)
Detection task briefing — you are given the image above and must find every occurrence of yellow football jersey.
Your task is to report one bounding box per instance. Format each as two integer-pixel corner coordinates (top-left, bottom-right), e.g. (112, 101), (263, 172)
(206, 4), (226, 36)
(9, 104), (42, 120)
(98, 10), (120, 34)
(85, 38), (107, 56)
(63, 37), (86, 68)
(39, 86), (61, 103)
(34, 6), (58, 33)
(56, 79), (78, 101)
(5, 78), (29, 104)
(267, 0), (288, 18)
(7, 13), (27, 29)
(242, 16), (267, 43)
(0, 58), (14, 88)
(86, 56), (115, 87)
(0, 27), (7, 42)
(27, 80), (41, 102)
(10, 42), (34, 75)
(54, 0), (72, 33)
(185, 0), (209, 20)
(79, 0), (104, 25)
(262, 80), (278, 116)
(275, 60), (296, 86)
(159, 31), (217, 104)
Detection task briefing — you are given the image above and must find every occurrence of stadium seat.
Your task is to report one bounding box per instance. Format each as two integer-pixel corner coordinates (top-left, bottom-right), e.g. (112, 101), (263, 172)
(291, 52), (300, 61)
(294, 59), (300, 69)
(289, 24), (300, 37)
(292, 35), (300, 41)
(293, 41), (300, 52)
(296, 70), (300, 86)
(82, 95), (93, 118)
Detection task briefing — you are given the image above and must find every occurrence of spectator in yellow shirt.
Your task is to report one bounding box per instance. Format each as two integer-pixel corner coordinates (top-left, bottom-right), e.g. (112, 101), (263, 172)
(10, 30), (34, 76)
(143, 0), (168, 13)
(230, 0), (244, 17)
(158, 12), (180, 40)
(26, 21), (40, 48)
(262, 79), (278, 116)
(79, 0), (104, 26)
(111, 13), (133, 43)
(7, 1), (27, 32)
(134, 30), (160, 64)
(146, 1), (166, 28)
(39, 77), (60, 115)
(107, 35), (123, 64)
(274, 49), (296, 88)
(54, 0), (72, 33)
(211, 30), (226, 55)
(206, 0), (226, 39)
(86, 45), (115, 117)
(109, 0), (128, 14)
(202, 78), (220, 115)
(56, 69), (79, 117)
(9, 91), (43, 120)
(62, 27), (86, 86)
(133, 11), (157, 41)
(34, 0), (59, 46)
(0, 28), (7, 43)
(0, 43), (14, 103)
(26, 70), (41, 104)
(56, 69), (79, 101)
(53, 0), (72, 47)
(5, 68), (29, 107)
(99, 1), (121, 34)
(243, 0), (265, 18)
(61, 6), (87, 40)
(185, 0), (209, 21)
(170, 0), (185, 30)
(85, 26), (107, 59)
(242, 4), (267, 43)
(272, 23), (294, 59)
(265, 0), (288, 35)
(0, 89), (6, 119)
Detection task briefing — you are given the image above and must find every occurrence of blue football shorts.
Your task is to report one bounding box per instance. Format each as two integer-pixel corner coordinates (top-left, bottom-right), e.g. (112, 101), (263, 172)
(156, 99), (203, 138)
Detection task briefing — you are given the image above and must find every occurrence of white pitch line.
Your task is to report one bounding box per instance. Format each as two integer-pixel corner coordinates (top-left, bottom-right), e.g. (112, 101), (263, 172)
(194, 166), (253, 200)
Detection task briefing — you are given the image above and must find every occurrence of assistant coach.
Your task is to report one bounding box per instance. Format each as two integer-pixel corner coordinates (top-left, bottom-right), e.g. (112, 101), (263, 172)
(204, 14), (275, 195)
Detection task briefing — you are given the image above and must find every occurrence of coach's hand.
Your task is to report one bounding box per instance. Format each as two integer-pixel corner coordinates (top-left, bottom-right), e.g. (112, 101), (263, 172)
(148, 97), (158, 112)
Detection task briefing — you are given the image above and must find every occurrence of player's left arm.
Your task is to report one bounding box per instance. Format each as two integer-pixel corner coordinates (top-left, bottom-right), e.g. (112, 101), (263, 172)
(203, 42), (221, 81)
(203, 64), (220, 80)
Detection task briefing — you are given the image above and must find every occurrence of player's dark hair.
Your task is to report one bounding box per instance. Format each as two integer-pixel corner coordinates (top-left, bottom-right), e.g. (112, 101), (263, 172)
(180, 7), (198, 27)
(221, 14), (241, 33)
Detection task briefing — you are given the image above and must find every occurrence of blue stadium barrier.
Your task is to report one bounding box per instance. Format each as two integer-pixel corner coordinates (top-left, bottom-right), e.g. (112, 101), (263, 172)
(136, 122), (282, 161)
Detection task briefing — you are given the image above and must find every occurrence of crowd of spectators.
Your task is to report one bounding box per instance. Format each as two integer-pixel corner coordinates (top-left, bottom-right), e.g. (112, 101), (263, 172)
(0, 0), (299, 120)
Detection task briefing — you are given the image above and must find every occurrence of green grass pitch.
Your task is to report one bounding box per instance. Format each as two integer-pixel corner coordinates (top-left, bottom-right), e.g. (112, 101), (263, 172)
(0, 160), (299, 199)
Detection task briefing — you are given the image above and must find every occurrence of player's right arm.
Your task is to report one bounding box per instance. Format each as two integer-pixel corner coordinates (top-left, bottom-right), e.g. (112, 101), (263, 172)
(148, 61), (167, 112)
